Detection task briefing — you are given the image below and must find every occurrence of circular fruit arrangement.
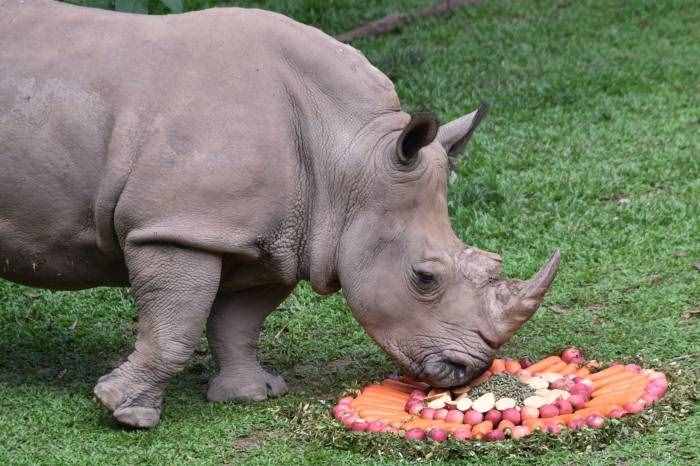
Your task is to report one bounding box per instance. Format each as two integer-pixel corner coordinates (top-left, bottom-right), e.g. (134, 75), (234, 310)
(331, 348), (668, 442)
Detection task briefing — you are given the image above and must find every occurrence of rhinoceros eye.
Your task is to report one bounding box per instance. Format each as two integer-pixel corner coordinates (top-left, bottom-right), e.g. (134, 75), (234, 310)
(415, 270), (435, 285)
(411, 264), (440, 294)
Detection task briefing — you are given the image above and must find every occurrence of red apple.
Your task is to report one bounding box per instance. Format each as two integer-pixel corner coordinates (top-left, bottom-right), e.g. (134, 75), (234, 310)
(404, 428), (426, 441)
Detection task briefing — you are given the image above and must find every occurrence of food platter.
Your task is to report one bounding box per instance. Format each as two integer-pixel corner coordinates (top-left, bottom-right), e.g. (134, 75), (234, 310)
(331, 348), (668, 442)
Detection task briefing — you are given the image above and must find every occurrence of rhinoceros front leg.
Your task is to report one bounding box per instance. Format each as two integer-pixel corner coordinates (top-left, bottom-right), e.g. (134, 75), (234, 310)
(206, 285), (293, 402)
(94, 243), (221, 428)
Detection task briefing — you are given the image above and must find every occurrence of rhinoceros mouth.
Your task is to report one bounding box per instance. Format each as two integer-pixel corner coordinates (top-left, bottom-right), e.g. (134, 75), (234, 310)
(389, 340), (493, 388)
(419, 352), (492, 388)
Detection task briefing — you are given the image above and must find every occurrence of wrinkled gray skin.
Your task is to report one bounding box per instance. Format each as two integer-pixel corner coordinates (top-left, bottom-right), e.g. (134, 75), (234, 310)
(0, 0), (560, 428)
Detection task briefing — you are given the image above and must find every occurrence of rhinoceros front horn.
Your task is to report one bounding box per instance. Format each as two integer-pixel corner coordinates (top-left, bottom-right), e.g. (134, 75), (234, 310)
(521, 249), (561, 303)
(502, 250), (561, 334)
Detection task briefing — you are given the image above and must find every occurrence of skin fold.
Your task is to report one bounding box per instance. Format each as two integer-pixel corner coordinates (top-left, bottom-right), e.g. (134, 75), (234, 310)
(0, 0), (559, 428)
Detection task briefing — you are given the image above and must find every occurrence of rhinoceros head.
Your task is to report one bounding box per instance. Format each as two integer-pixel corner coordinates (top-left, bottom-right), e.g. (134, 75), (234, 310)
(337, 105), (560, 387)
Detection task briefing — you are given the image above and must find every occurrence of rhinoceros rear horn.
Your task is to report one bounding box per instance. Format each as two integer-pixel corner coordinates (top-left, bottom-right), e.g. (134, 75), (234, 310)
(437, 102), (488, 169)
(396, 112), (439, 165)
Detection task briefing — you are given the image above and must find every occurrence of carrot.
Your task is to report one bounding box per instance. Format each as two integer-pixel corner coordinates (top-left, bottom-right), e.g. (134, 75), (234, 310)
(568, 407), (604, 419)
(352, 398), (406, 410)
(357, 409), (412, 422)
(585, 388), (645, 408)
(361, 386), (410, 400)
(355, 392), (407, 403)
(352, 398), (405, 408)
(352, 394), (406, 405)
(589, 365), (625, 381)
(574, 367), (591, 377)
(527, 356), (562, 373)
(403, 418), (449, 430)
(505, 359), (522, 373)
(591, 371), (640, 390)
(472, 420), (493, 438)
(490, 358), (506, 374)
(592, 375), (648, 397)
(381, 379), (420, 394)
(545, 360), (568, 374)
(560, 363), (580, 375)
(524, 413), (574, 429)
(524, 418), (546, 430)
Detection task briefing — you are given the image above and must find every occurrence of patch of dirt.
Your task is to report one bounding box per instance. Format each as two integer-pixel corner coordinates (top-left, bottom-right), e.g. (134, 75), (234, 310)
(648, 274), (663, 286)
(231, 431), (269, 452)
(601, 193), (631, 205)
(586, 303), (605, 312)
(680, 307), (699, 323)
(326, 356), (354, 372)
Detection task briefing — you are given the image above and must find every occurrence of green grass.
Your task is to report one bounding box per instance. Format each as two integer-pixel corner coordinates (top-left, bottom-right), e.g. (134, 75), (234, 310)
(2, 0), (699, 464)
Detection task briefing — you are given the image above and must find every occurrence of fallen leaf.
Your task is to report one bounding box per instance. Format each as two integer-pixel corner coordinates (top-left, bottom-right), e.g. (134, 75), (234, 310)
(680, 307), (699, 322)
(550, 304), (572, 314)
(648, 274), (663, 286)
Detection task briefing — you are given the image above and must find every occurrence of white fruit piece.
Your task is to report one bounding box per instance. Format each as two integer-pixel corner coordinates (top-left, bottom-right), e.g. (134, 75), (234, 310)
(472, 393), (496, 413)
(427, 398), (446, 409)
(539, 372), (563, 383)
(525, 377), (549, 390)
(523, 395), (549, 409)
(495, 397), (516, 410)
(455, 395), (473, 411)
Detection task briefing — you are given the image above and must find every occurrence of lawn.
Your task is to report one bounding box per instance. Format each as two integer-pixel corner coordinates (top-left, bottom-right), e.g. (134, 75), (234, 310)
(1, 0), (698, 464)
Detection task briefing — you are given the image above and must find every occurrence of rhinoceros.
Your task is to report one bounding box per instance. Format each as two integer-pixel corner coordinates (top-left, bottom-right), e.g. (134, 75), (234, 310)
(0, 0), (560, 428)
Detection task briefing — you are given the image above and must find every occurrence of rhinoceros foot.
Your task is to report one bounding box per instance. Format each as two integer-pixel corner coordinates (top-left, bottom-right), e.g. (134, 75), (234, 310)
(207, 368), (288, 403)
(94, 367), (163, 429)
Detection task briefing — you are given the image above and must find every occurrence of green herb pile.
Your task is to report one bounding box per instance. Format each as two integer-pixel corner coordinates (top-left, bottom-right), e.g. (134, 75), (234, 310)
(468, 373), (535, 403)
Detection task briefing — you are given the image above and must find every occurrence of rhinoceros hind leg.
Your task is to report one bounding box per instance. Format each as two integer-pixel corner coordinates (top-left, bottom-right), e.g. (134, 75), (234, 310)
(206, 285), (293, 403)
(94, 243), (221, 428)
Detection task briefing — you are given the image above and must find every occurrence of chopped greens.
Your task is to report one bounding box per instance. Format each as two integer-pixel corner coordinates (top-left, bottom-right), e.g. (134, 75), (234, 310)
(469, 373), (535, 404)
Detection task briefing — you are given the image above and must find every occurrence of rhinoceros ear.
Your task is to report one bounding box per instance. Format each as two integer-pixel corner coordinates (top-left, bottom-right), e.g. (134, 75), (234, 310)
(437, 103), (488, 169)
(396, 112), (439, 166)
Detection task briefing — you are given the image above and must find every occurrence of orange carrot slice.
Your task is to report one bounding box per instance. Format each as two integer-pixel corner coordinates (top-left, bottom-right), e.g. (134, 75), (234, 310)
(592, 375), (648, 397)
(352, 398), (406, 409)
(586, 388), (645, 407)
(568, 407), (605, 419)
(352, 395), (405, 405)
(591, 371), (639, 389)
(361, 386), (409, 400)
(357, 409), (411, 422)
(490, 359), (506, 374)
(560, 363), (579, 375)
(403, 418), (449, 430)
(505, 359), (522, 373)
(546, 360), (568, 374)
(574, 367), (591, 377)
(472, 420), (493, 438)
(527, 356), (562, 373)
(589, 365), (625, 381)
